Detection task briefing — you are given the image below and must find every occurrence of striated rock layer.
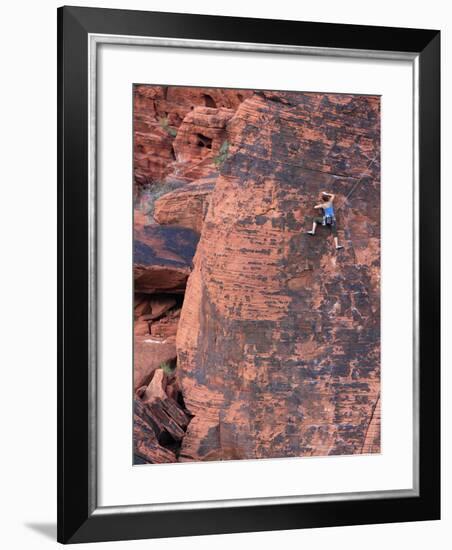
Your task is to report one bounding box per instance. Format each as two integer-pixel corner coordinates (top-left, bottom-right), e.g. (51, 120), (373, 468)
(176, 91), (381, 461)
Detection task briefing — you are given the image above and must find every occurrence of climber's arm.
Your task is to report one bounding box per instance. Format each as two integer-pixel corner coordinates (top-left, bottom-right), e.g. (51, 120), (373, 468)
(322, 192), (335, 201)
(314, 204), (324, 209)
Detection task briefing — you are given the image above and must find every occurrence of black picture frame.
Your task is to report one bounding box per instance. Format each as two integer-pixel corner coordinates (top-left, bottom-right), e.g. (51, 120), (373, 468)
(57, 5), (440, 544)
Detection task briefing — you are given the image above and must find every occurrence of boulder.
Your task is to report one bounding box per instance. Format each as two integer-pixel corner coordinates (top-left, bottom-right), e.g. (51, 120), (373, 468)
(153, 177), (216, 233)
(135, 295), (177, 321)
(134, 399), (176, 463)
(142, 369), (167, 403)
(134, 335), (177, 390)
(133, 225), (200, 294)
(135, 224), (200, 267)
(134, 265), (191, 295)
(145, 398), (190, 443)
(150, 316), (179, 340)
(139, 370), (192, 445)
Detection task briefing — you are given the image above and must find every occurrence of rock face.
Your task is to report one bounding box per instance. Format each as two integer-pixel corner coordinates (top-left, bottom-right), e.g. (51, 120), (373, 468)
(134, 387), (191, 463)
(134, 399), (177, 464)
(134, 85), (252, 186)
(176, 91), (380, 460)
(133, 86), (381, 464)
(132, 87), (254, 459)
(133, 225), (200, 294)
(134, 335), (177, 390)
(154, 177), (215, 233)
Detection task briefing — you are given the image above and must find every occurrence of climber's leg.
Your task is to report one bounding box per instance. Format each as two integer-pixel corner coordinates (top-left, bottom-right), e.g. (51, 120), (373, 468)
(307, 222), (317, 235)
(308, 216), (323, 235)
(334, 236), (343, 250)
(331, 222), (343, 250)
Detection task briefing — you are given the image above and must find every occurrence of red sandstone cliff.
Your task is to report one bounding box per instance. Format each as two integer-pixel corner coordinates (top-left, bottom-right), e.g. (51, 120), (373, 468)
(134, 85), (252, 186)
(133, 86), (380, 463)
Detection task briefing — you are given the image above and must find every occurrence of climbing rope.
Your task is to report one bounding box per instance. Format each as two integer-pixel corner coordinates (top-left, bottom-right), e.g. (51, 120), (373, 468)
(336, 154), (379, 211)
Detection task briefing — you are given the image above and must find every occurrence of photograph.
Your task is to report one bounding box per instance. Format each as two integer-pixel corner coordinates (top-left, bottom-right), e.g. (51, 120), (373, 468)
(133, 85), (381, 464)
(0, 0), (444, 546)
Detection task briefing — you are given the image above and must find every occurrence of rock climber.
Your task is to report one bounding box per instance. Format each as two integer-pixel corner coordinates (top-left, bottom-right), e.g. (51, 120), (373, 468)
(307, 192), (343, 250)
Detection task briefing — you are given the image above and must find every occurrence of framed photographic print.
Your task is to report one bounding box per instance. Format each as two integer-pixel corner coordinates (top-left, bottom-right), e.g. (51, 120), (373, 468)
(57, 6), (440, 544)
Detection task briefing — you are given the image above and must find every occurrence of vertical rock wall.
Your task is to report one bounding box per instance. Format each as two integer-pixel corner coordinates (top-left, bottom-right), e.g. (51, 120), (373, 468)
(176, 91), (381, 460)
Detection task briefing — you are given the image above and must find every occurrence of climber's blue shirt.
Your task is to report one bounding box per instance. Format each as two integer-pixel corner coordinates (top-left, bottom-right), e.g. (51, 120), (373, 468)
(323, 204), (335, 218)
